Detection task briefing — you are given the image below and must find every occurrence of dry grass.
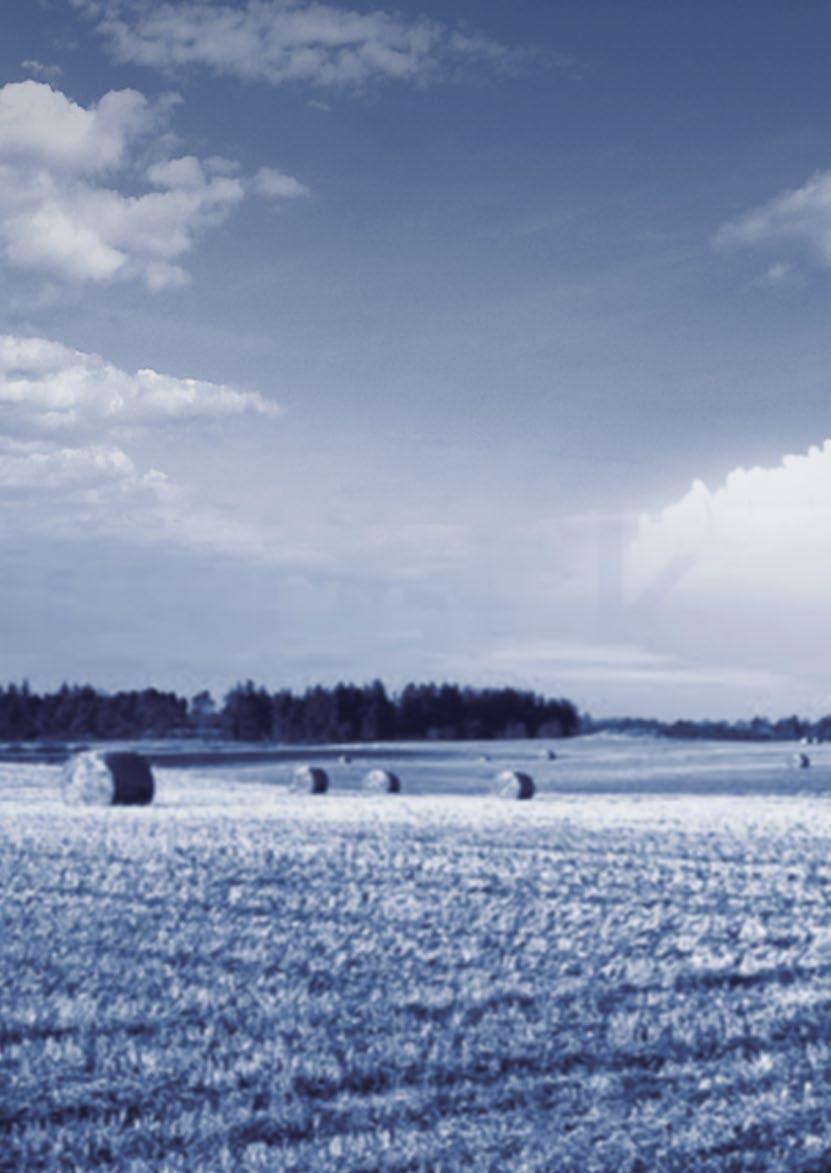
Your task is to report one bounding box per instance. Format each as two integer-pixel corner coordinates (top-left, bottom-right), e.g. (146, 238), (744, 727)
(3, 758), (831, 1169)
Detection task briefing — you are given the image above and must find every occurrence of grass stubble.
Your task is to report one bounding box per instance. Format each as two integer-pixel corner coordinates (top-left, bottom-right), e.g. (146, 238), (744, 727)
(3, 763), (831, 1169)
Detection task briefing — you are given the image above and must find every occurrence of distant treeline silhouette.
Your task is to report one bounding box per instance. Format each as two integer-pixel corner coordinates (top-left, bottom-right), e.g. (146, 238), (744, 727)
(0, 680), (580, 743)
(585, 714), (829, 742)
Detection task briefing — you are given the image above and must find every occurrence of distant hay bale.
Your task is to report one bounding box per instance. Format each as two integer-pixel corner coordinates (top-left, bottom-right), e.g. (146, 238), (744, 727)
(290, 764), (329, 794)
(540, 748), (557, 760)
(62, 750), (155, 806)
(338, 754), (353, 764)
(363, 768), (401, 794)
(793, 752), (811, 770)
(495, 769), (535, 800)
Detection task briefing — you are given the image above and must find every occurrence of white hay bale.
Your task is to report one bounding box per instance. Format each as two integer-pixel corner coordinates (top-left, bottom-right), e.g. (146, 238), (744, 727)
(494, 769), (535, 800)
(290, 764), (329, 794)
(363, 768), (401, 794)
(62, 750), (155, 806)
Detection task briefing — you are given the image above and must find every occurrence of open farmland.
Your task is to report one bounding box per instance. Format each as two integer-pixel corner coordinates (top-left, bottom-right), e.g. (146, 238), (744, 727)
(4, 740), (831, 1169)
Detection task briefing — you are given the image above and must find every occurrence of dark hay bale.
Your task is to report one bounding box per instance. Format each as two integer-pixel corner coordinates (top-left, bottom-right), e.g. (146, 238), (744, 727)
(291, 764), (329, 794)
(495, 770), (535, 800)
(363, 768), (401, 794)
(62, 750), (155, 806)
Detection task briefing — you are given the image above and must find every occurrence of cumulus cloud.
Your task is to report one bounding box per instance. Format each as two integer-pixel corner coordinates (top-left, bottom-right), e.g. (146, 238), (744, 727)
(0, 80), (155, 172)
(631, 442), (831, 601)
(0, 81), (307, 289)
(716, 170), (831, 271)
(73, 0), (520, 88)
(0, 334), (279, 430)
(0, 435), (149, 492)
(252, 166), (309, 199)
(507, 440), (831, 711)
(0, 434), (275, 559)
(0, 330), (286, 561)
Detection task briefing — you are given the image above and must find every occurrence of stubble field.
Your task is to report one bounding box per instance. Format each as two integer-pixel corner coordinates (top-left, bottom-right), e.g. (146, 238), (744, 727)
(3, 739), (831, 1170)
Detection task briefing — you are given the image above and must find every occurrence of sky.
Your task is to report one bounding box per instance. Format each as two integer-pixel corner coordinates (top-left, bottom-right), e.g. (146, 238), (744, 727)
(4, 1), (831, 719)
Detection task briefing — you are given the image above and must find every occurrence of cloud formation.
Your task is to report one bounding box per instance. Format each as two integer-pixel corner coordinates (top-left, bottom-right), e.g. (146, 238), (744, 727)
(0, 329), (286, 561)
(0, 79), (155, 172)
(252, 166), (309, 199)
(20, 60), (65, 84)
(0, 334), (279, 430)
(631, 441), (831, 602)
(74, 0), (519, 88)
(716, 170), (831, 271)
(0, 434), (275, 559)
(0, 81), (306, 289)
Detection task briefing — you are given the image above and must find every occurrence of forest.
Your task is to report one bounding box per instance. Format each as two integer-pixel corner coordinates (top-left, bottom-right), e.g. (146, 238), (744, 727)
(0, 680), (580, 743)
(4, 680), (825, 745)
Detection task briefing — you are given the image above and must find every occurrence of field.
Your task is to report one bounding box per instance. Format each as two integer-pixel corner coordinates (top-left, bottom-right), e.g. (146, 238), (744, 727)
(3, 737), (831, 1169)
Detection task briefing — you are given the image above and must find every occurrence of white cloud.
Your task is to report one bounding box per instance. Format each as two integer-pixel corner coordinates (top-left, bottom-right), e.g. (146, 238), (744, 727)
(146, 153), (207, 189)
(252, 166), (309, 199)
(487, 640), (677, 670)
(20, 60), (65, 84)
(631, 442), (831, 602)
(716, 170), (831, 271)
(0, 434), (275, 559)
(0, 81), (307, 289)
(0, 327), (314, 567)
(0, 435), (148, 491)
(74, 0), (520, 89)
(475, 639), (789, 695)
(0, 80), (155, 172)
(0, 329), (287, 561)
(0, 334), (279, 430)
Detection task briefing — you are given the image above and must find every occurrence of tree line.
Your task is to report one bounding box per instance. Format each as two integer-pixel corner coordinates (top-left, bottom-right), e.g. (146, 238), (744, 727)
(583, 714), (830, 742)
(0, 680), (581, 743)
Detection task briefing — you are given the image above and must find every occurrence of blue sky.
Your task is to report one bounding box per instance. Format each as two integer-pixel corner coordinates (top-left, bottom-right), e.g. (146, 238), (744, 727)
(4, 1), (831, 718)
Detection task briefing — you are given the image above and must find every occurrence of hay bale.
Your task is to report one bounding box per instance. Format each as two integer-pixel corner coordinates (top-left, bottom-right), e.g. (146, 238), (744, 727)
(363, 768), (401, 794)
(540, 748), (557, 760)
(495, 769), (535, 800)
(793, 752), (811, 769)
(291, 764), (329, 794)
(62, 750), (154, 806)
(338, 754), (353, 764)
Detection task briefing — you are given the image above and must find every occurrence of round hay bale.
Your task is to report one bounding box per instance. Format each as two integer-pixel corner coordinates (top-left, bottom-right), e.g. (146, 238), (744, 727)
(62, 750), (155, 806)
(290, 764), (329, 794)
(793, 752), (811, 769)
(494, 769), (535, 800)
(363, 768), (401, 794)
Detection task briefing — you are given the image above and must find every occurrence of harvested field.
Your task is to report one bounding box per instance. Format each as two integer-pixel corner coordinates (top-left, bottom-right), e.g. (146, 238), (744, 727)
(3, 741), (831, 1169)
